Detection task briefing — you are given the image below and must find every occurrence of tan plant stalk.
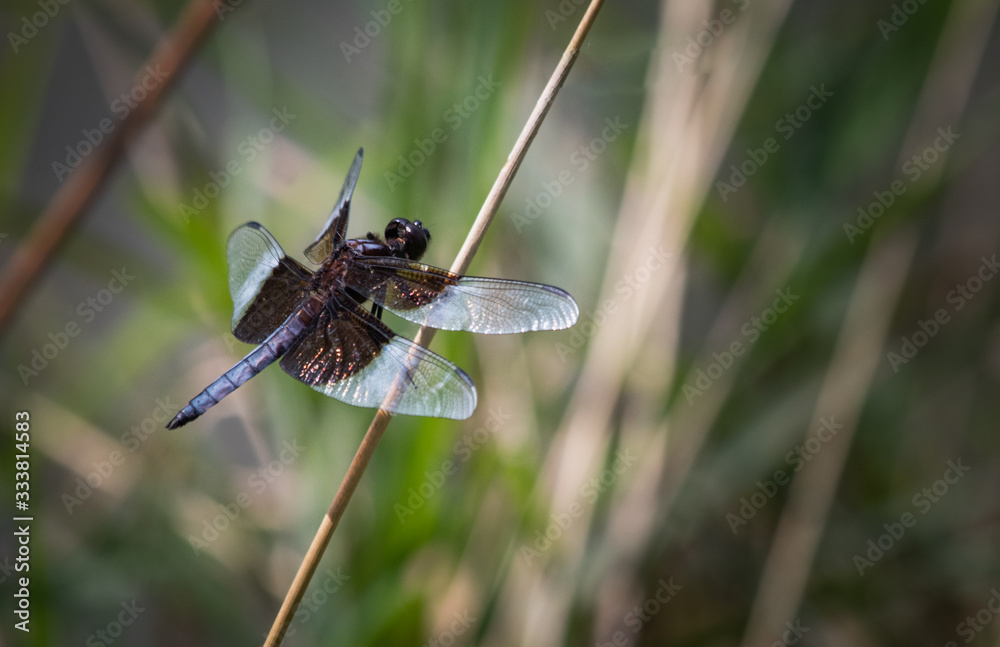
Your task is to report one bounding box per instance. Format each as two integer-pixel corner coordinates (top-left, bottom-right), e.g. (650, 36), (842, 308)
(0, 0), (225, 335)
(739, 0), (997, 642)
(263, 2), (606, 644)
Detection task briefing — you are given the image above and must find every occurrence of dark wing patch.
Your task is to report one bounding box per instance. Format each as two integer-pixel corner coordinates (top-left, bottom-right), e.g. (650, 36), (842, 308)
(228, 222), (312, 343)
(279, 297), (477, 419)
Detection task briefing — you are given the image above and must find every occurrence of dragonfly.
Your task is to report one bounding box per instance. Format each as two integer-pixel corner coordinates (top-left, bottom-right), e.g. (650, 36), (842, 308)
(167, 149), (578, 428)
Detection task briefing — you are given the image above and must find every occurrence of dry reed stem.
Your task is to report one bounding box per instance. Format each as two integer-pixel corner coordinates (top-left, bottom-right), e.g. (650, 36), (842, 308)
(0, 0), (224, 335)
(262, 2), (606, 645)
(739, 0), (998, 642)
(738, 232), (916, 646)
(488, 1), (793, 643)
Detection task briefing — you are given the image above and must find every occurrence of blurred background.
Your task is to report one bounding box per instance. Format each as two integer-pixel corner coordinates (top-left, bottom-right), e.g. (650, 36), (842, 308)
(2, 0), (999, 645)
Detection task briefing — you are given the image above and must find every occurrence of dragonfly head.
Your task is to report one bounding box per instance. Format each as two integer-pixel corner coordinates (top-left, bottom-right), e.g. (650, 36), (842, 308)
(386, 218), (431, 261)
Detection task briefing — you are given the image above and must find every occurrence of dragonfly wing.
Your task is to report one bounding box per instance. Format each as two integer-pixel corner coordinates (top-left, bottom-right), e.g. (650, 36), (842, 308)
(304, 148), (363, 264)
(279, 297), (477, 419)
(347, 256), (579, 334)
(227, 222), (312, 343)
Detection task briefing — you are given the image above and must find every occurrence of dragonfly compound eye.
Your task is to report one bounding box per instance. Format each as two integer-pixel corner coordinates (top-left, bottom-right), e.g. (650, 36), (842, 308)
(386, 218), (428, 260)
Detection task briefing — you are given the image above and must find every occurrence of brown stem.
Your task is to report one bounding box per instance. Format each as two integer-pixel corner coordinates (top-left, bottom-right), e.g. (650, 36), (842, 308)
(263, 2), (606, 645)
(0, 0), (226, 336)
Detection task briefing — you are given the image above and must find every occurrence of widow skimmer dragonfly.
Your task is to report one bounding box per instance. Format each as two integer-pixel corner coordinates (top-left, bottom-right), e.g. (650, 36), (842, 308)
(167, 149), (579, 428)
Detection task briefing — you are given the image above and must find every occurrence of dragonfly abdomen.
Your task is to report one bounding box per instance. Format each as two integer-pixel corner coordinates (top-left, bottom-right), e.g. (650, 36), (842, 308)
(166, 298), (323, 429)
